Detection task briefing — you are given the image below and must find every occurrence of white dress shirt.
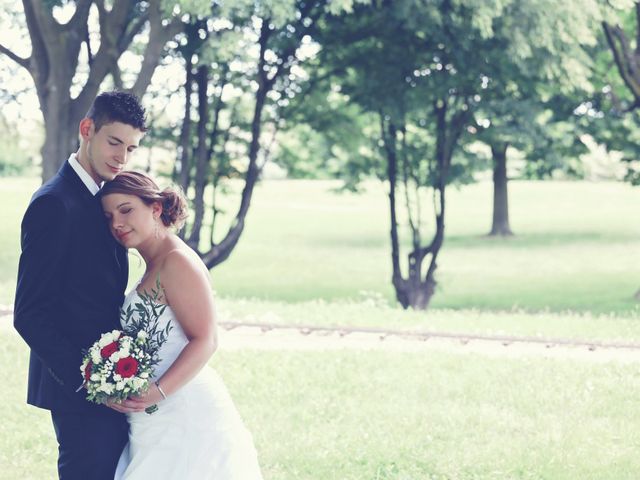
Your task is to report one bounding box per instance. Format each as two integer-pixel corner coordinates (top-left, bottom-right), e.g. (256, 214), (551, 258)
(68, 153), (103, 196)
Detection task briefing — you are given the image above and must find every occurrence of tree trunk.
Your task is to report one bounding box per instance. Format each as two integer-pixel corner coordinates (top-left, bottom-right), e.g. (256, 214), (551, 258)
(199, 87), (266, 269)
(389, 98), (467, 310)
(182, 10), (321, 269)
(38, 65), (99, 179)
(41, 115), (78, 180)
(489, 142), (513, 236)
(176, 56), (194, 193)
(382, 112), (445, 311)
(380, 115), (403, 298)
(187, 65), (210, 249)
(198, 20), (274, 269)
(393, 278), (436, 310)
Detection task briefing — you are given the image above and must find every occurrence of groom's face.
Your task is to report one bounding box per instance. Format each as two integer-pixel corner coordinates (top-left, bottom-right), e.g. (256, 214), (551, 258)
(80, 119), (145, 183)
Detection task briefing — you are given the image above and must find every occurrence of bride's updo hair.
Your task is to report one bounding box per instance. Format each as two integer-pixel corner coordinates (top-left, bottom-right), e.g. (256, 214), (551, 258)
(100, 171), (189, 229)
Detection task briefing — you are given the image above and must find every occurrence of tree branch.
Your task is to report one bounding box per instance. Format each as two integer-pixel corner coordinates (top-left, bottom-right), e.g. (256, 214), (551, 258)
(399, 124), (420, 249)
(0, 43), (30, 69)
(66, 0), (92, 33)
(131, 11), (184, 97)
(73, 0), (140, 118)
(380, 111), (403, 281)
(22, 0), (53, 85)
(636, 2), (640, 57)
(603, 21), (640, 102)
(206, 71), (228, 161)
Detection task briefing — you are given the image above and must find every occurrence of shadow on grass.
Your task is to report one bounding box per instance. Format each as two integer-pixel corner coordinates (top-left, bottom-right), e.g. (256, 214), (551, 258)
(309, 230), (639, 250)
(444, 231), (640, 249)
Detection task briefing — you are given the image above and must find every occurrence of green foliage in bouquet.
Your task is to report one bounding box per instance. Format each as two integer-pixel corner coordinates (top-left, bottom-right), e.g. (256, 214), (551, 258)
(121, 280), (173, 369)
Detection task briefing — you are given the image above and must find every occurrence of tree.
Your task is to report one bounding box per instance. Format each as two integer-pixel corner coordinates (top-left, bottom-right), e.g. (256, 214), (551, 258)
(316, 1), (477, 309)
(315, 0), (601, 309)
(474, 97), (589, 236)
(601, 1), (640, 182)
(0, 1), (188, 181)
(602, 1), (640, 109)
(270, 76), (376, 183)
(158, 0), (361, 268)
(581, 5), (640, 298)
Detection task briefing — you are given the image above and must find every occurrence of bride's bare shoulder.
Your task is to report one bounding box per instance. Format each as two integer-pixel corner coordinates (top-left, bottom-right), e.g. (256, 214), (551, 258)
(160, 245), (210, 286)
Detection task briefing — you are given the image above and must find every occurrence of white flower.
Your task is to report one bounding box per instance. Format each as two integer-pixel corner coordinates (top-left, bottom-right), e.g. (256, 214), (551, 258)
(139, 372), (149, 379)
(109, 351), (122, 363)
(132, 377), (146, 390)
(90, 349), (102, 364)
(115, 381), (125, 391)
(98, 332), (114, 347)
(98, 383), (115, 394)
(90, 373), (101, 382)
(111, 330), (121, 340)
(137, 330), (148, 340)
(113, 374), (122, 382)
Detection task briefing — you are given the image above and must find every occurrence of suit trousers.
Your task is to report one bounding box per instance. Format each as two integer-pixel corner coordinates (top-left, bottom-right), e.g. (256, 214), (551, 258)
(51, 409), (128, 480)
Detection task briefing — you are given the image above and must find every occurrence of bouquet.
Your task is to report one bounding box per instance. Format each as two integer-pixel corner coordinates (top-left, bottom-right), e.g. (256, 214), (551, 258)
(81, 283), (171, 414)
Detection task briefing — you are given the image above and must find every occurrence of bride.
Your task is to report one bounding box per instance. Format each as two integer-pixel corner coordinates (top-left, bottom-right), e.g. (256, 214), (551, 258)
(99, 171), (262, 479)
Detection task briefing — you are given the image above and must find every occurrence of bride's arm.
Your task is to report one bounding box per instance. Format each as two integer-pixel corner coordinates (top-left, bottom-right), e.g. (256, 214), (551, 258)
(122, 249), (218, 411)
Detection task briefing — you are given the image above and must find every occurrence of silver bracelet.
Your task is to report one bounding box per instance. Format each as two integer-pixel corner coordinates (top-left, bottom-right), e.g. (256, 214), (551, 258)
(155, 381), (167, 400)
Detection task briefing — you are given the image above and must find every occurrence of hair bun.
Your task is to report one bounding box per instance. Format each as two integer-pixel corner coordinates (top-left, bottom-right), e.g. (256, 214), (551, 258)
(160, 187), (189, 229)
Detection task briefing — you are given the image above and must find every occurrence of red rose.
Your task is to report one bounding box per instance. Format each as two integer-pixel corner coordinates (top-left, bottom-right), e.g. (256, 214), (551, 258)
(115, 357), (139, 378)
(84, 361), (93, 382)
(100, 341), (119, 359)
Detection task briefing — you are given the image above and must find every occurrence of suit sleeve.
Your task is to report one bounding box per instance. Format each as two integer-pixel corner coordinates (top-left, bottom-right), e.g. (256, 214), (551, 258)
(13, 194), (83, 394)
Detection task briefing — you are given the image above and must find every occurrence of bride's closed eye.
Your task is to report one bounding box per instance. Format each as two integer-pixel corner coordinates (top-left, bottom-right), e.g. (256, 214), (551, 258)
(103, 208), (133, 219)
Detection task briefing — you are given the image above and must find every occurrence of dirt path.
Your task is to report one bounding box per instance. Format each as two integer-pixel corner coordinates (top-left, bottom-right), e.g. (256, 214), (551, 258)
(3, 311), (640, 363)
(217, 321), (640, 363)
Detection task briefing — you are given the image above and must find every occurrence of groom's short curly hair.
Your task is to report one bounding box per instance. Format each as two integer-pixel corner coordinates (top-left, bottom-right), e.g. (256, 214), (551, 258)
(86, 91), (147, 133)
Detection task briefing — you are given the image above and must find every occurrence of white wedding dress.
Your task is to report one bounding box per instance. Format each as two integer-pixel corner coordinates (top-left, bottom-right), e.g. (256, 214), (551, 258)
(114, 287), (263, 480)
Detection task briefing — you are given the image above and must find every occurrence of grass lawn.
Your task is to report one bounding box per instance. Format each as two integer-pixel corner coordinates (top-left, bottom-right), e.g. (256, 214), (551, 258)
(190, 179), (638, 315)
(2, 177), (638, 480)
(1, 177), (639, 340)
(0, 178), (33, 307)
(2, 330), (639, 480)
(213, 179), (640, 315)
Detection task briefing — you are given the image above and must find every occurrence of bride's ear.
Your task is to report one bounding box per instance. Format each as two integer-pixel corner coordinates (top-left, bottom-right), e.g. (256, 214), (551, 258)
(151, 201), (162, 219)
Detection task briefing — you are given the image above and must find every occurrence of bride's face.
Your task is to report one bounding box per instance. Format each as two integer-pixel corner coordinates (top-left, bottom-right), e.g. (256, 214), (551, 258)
(101, 193), (160, 248)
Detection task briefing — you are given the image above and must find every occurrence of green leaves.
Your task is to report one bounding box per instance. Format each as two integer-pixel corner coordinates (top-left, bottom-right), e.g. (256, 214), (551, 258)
(122, 281), (173, 369)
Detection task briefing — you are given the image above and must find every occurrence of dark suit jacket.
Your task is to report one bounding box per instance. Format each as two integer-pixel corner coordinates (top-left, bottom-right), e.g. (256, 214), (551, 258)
(14, 160), (129, 413)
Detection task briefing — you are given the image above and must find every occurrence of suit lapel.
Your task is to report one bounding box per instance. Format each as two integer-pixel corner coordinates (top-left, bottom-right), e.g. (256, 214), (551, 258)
(59, 160), (129, 289)
(58, 161), (95, 203)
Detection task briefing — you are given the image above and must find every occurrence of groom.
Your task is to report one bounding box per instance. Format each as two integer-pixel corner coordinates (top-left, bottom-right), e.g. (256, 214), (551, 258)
(14, 91), (146, 479)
